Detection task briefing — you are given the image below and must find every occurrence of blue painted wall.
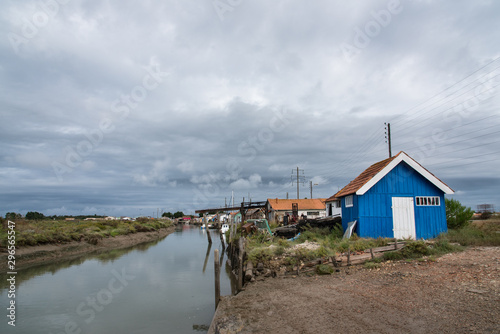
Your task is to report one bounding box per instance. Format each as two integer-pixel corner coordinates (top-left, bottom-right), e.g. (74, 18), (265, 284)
(341, 161), (448, 239)
(341, 195), (359, 235)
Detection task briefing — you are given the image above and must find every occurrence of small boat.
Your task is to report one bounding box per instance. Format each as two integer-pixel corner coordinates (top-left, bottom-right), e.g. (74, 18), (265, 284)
(221, 224), (229, 234)
(200, 224), (206, 229)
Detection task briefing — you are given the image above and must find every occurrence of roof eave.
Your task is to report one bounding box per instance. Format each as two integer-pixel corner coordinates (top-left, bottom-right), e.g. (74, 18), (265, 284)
(356, 152), (454, 195)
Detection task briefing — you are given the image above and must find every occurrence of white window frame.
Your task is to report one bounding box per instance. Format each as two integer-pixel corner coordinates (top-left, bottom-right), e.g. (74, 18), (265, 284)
(415, 196), (440, 206)
(345, 195), (353, 207)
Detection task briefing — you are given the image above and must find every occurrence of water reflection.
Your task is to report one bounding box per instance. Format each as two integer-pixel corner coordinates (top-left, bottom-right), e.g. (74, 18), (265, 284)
(0, 233), (169, 290)
(0, 226), (234, 334)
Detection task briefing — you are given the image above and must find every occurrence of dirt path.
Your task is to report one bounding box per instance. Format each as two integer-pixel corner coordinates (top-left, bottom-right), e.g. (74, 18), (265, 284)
(210, 247), (499, 334)
(0, 226), (176, 271)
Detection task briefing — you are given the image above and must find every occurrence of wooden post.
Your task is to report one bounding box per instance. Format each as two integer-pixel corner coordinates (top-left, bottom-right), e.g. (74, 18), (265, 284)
(220, 231), (225, 249)
(207, 229), (212, 243)
(237, 237), (244, 291)
(230, 217), (234, 241)
(394, 241), (398, 250)
(206, 214), (212, 244)
(203, 242), (212, 273)
(214, 249), (220, 309)
(370, 248), (374, 260)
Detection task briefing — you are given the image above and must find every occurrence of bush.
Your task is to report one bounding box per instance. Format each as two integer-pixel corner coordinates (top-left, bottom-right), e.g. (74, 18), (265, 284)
(294, 247), (318, 262)
(383, 251), (403, 261)
(401, 241), (430, 258)
(330, 225), (344, 239)
(446, 198), (473, 229)
(248, 247), (273, 264)
(274, 246), (286, 256)
(432, 239), (462, 254)
(316, 264), (334, 275)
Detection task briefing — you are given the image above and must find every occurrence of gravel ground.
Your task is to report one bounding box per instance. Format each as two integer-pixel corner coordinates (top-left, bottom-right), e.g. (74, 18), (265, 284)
(210, 247), (499, 334)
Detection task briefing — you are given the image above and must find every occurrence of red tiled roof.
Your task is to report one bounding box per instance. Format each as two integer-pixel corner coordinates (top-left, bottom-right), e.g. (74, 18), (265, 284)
(334, 152), (402, 198)
(267, 198), (326, 211)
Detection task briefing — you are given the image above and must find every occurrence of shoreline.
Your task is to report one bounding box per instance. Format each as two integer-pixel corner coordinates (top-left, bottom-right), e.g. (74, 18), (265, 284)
(1, 225), (176, 271)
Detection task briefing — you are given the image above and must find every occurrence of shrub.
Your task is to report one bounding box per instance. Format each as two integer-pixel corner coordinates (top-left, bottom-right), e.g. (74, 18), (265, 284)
(383, 251), (403, 261)
(248, 247), (273, 264)
(316, 264), (334, 275)
(295, 247), (318, 262)
(401, 241), (431, 258)
(277, 238), (290, 248)
(432, 239), (462, 254)
(315, 245), (329, 258)
(330, 225), (344, 239)
(274, 246), (286, 256)
(336, 240), (350, 253)
(446, 198), (473, 229)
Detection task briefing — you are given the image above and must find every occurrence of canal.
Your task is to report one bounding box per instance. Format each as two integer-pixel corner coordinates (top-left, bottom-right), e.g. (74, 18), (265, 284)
(0, 225), (234, 334)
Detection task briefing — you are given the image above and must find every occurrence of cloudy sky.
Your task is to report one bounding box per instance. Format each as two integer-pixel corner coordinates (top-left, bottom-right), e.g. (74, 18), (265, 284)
(1, 0), (499, 217)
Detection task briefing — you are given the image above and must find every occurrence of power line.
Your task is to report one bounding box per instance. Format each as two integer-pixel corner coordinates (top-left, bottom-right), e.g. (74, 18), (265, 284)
(391, 57), (500, 126)
(430, 156), (500, 170)
(393, 82), (500, 135)
(402, 130), (500, 155)
(394, 115), (500, 149)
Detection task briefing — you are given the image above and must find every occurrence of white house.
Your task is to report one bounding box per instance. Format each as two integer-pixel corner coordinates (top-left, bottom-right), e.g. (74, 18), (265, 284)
(266, 198), (327, 223)
(325, 196), (342, 217)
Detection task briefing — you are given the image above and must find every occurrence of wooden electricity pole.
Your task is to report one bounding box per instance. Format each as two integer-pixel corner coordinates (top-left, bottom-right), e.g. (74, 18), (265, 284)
(385, 122), (392, 158)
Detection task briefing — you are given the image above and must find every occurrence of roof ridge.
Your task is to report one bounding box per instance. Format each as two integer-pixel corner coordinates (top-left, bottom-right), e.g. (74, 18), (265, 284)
(333, 154), (398, 198)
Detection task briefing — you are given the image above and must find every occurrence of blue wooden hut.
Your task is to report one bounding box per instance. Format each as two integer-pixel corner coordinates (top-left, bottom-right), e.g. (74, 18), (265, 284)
(333, 151), (454, 239)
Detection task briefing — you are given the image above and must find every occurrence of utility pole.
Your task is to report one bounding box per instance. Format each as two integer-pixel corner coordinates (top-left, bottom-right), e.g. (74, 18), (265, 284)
(291, 167), (306, 199)
(385, 122), (392, 158)
(310, 181), (318, 199)
(286, 192), (288, 199)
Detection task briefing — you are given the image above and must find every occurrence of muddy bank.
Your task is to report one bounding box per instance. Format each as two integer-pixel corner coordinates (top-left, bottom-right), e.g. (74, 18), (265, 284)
(209, 247), (500, 334)
(1, 226), (176, 271)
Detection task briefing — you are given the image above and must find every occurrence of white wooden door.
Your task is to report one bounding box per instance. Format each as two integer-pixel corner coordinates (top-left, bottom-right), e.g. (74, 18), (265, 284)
(392, 197), (416, 240)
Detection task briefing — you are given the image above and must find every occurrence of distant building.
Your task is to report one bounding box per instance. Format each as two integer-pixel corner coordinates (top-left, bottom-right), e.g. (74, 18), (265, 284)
(325, 196), (341, 217)
(332, 151), (454, 240)
(246, 208), (265, 220)
(476, 204), (494, 213)
(266, 198), (327, 223)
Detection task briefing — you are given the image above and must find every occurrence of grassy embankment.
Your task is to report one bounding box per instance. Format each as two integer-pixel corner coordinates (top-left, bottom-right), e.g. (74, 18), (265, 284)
(241, 217), (500, 273)
(0, 218), (173, 248)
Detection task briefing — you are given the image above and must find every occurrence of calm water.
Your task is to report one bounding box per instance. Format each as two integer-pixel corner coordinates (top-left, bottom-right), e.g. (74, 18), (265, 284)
(0, 225), (233, 334)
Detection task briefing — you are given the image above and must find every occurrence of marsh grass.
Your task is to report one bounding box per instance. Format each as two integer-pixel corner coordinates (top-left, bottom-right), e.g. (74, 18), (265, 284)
(0, 219), (173, 247)
(439, 220), (500, 246)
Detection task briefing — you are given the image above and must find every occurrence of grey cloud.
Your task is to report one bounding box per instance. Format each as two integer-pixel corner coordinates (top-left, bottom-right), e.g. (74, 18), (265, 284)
(1, 0), (499, 216)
